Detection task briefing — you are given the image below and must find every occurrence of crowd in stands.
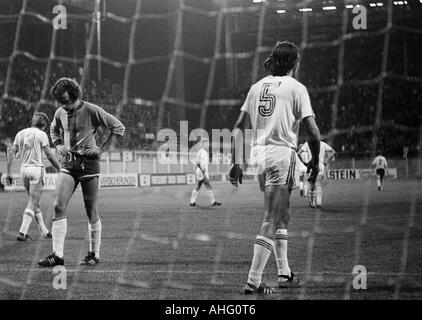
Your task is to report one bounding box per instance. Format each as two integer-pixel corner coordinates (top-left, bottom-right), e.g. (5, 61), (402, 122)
(0, 20), (421, 159)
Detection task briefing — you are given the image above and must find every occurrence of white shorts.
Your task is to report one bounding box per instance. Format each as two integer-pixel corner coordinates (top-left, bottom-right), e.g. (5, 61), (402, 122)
(21, 166), (45, 185)
(196, 167), (209, 181)
(250, 145), (299, 189)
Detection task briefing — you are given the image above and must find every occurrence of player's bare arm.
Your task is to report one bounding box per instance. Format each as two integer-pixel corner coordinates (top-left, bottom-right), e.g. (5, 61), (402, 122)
(229, 111), (248, 187)
(42, 146), (61, 172)
(302, 116), (321, 183)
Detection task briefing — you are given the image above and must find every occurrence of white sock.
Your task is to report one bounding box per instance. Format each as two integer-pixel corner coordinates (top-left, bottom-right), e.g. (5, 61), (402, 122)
(274, 229), (291, 278)
(309, 191), (316, 206)
(88, 219), (102, 258)
(207, 190), (216, 204)
(316, 186), (322, 206)
(247, 235), (274, 287)
(304, 181), (309, 195)
(34, 209), (49, 236)
(52, 218), (67, 258)
(19, 209), (34, 235)
(299, 180), (304, 191)
(190, 190), (199, 204)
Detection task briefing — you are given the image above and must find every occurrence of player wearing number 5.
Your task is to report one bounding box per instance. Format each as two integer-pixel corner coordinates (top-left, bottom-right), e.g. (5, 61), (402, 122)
(229, 41), (321, 294)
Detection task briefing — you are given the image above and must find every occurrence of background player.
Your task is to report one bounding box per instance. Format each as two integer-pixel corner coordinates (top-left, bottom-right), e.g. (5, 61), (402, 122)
(297, 143), (310, 197)
(190, 137), (222, 207)
(6, 113), (61, 241)
(372, 151), (389, 191)
(299, 140), (335, 209)
(38, 78), (125, 267)
(229, 41), (321, 294)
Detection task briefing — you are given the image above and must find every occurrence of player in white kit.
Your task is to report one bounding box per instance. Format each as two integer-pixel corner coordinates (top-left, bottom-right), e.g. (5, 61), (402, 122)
(229, 41), (321, 294)
(297, 143), (310, 197)
(6, 113), (61, 241)
(372, 151), (388, 191)
(299, 140), (335, 209)
(190, 138), (222, 207)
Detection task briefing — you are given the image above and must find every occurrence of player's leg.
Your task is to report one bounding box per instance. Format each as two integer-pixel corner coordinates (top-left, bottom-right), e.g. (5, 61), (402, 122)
(17, 173), (34, 241)
(38, 172), (76, 267)
(379, 169), (385, 190)
(190, 179), (203, 206)
(308, 179), (316, 208)
(303, 172), (309, 196)
(315, 175), (323, 209)
(244, 183), (278, 294)
(34, 204), (51, 238)
(273, 186), (299, 287)
(29, 169), (50, 238)
(203, 178), (221, 206)
(80, 176), (101, 265)
(376, 170), (382, 191)
(299, 174), (304, 196)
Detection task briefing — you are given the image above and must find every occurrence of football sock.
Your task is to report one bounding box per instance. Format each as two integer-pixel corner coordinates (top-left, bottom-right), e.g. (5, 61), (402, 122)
(190, 190), (199, 204)
(316, 186), (322, 206)
(247, 235), (274, 287)
(207, 190), (216, 204)
(299, 180), (304, 191)
(377, 178), (381, 188)
(274, 229), (291, 279)
(34, 209), (49, 236)
(88, 219), (102, 258)
(19, 209), (34, 235)
(309, 191), (316, 206)
(304, 181), (309, 196)
(52, 218), (67, 258)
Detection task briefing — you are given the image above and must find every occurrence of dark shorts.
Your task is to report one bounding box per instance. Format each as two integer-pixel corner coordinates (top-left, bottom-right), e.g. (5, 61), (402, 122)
(61, 153), (100, 185)
(376, 169), (385, 179)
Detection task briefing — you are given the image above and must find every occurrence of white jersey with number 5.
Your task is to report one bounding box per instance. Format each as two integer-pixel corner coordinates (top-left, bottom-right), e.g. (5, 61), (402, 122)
(241, 75), (314, 149)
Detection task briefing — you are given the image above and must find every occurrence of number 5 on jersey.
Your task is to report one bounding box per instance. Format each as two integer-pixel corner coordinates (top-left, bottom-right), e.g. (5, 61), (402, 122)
(258, 82), (280, 117)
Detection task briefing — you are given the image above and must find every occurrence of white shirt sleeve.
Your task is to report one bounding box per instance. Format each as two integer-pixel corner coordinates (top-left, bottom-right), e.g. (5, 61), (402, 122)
(40, 132), (49, 148)
(294, 84), (314, 121)
(240, 87), (254, 114)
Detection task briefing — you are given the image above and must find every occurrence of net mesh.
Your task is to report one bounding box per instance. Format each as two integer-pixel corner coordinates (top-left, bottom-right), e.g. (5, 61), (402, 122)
(0, 0), (421, 300)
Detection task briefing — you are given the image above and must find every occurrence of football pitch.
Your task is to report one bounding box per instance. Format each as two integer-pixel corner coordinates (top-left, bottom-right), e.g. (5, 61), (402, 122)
(0, 179), (421, 300)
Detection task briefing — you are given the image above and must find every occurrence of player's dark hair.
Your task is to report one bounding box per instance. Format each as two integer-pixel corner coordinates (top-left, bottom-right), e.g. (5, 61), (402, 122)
(50, 77), (81, 104)
(264, 41), (300, 76)
(32, 112), (49, 130)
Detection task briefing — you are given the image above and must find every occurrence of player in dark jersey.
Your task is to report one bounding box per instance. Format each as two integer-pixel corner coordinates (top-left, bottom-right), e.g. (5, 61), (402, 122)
(38, 78), (125, 267)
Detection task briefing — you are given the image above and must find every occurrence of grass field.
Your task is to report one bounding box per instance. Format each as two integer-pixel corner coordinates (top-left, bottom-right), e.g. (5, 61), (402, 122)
(0, 178), (421, 300)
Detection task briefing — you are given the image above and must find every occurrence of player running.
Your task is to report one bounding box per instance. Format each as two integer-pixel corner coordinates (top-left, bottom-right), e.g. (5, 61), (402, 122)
(190, 137), (222, 207)
(372, 151), (388, 191)
(229, 41), (321, 294)
(38, 78), (125, 267)
(6, 113), (61, 241)
(299, 140), (335, 209)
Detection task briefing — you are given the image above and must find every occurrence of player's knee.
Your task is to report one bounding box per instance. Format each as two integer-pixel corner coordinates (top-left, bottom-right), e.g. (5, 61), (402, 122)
(260, 221), (274, 238)
(53, 201), (66, 217)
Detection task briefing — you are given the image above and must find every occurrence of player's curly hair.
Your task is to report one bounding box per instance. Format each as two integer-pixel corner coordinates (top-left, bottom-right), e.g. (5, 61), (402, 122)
(50, 77), (82, 104)
(32, 112), (49, 130)
(264, 41), (300, 77)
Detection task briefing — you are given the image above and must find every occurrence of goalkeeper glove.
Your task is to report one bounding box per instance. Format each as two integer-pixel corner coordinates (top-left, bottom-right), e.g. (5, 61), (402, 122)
(229, 164), (243, 187)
